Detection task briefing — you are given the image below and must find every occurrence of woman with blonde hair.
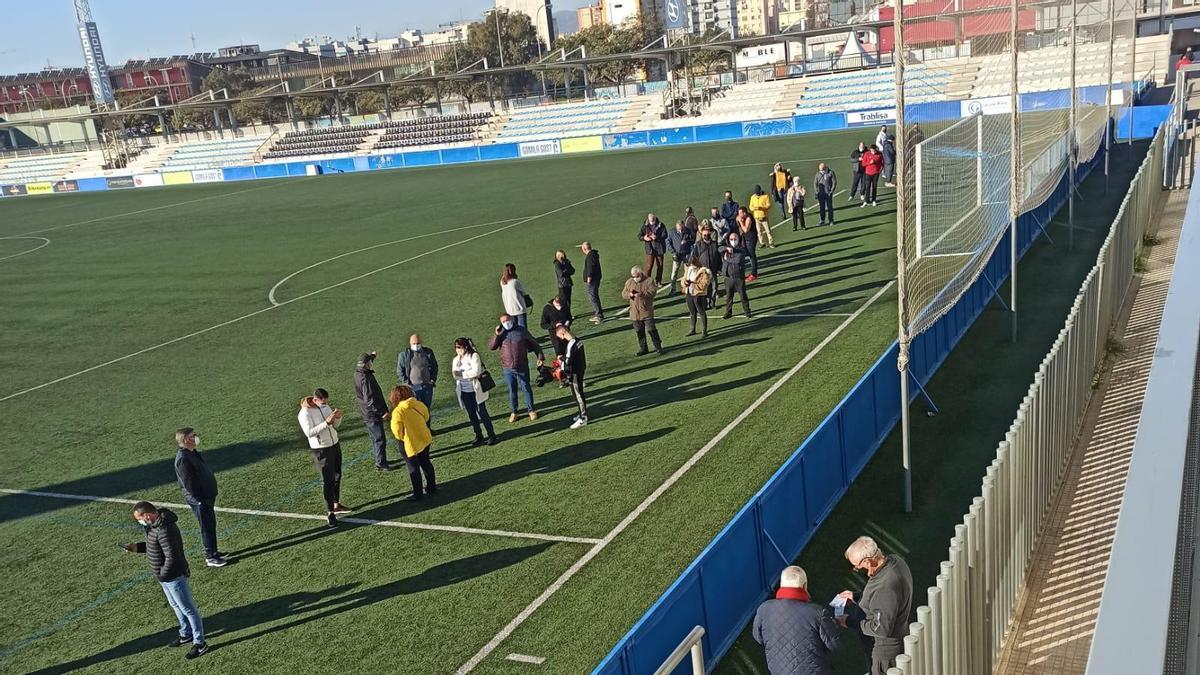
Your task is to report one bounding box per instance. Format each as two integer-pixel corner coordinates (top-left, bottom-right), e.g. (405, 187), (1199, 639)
(681, 255), (713, 338)
(452, 337), (498, 446)
(388, 385), (437, 501)
(500, 263), (531, 329)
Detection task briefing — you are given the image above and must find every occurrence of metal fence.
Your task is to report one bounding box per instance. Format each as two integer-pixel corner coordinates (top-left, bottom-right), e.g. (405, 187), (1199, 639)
(887, 122), (1167, 675)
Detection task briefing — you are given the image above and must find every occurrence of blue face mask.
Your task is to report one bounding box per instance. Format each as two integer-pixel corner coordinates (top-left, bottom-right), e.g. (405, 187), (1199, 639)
(502, 321), (514, 331)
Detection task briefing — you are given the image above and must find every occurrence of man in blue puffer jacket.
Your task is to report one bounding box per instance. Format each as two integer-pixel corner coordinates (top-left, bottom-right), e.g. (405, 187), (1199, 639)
(753, 566), (842, 675)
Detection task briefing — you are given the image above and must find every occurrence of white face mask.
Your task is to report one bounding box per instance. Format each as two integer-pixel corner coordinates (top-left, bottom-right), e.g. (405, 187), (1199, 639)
(137, 518), (150, 527)
(502, 321), (514, 331)
(411, 344), (421, 352)
(191, 435), (200, 447)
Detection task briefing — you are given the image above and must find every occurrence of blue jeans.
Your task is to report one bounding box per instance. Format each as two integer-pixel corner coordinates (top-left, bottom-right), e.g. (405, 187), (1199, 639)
(161, 576), (205, 644)
(413, 384), (434, 412)
(364, 419), (389, 468)
(502, 367), (535, 414)
(515, 313), (528, 329)
(188, 502), (219, 560)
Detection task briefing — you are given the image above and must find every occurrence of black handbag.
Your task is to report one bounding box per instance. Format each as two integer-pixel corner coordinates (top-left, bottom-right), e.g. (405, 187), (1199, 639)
(523, 293), (534, 308)
(478, 366), (497, 393)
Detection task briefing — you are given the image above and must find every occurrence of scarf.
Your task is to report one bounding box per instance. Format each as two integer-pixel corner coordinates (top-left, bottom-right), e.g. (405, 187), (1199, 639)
(775, 586), (811, 602)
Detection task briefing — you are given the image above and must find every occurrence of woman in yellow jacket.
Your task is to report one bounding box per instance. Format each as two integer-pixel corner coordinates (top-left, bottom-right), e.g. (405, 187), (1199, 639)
(748, 185), (775, 249)
(388, 385), (437, 500)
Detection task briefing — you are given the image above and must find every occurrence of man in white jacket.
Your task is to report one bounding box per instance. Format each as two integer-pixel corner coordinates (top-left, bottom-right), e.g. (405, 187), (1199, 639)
(297, 388), (351, 527)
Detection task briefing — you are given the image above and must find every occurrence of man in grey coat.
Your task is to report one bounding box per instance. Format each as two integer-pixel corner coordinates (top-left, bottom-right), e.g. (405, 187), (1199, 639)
(838, 536), (913, 675)
(397, 333), (439, 412)
(753, 566), (841, 675)
(813, 163), (838, 227)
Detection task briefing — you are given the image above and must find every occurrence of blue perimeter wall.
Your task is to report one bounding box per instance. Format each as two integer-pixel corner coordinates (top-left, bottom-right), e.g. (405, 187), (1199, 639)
(0, 89), (1169, 199)
(591, 139), (1106, 675)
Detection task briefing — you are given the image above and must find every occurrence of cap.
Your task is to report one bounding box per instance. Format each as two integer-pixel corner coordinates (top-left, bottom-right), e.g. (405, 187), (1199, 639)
(358, 351), (377, 365)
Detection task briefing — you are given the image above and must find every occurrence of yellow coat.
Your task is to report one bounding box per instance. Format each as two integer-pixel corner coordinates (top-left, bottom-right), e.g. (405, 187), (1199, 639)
(389, 398), (432, 457)
(749, 193), (772, 221)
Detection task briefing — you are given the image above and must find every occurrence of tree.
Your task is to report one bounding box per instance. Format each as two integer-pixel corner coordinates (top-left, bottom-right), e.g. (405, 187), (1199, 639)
(435, 9), (542, 102)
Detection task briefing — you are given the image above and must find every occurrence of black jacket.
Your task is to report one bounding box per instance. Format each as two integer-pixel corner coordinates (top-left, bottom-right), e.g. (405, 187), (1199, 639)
(561, 337), (586, 376)
(354, 365), (389, 423)
(554, 258), (575, 288)
(850, 147), (864, 173)
(582, 249), (602, 285)
(693, 238), (722, 273)
(639, 219), (668, 255)
(175, 448), (217, 505)
(752, 597), (841, 675)
(540, 302), (572, 332)
(140, 509), (190, 582)
(859, 554), (914, 643)
(882, 138), (897, 165)
(719, 200), (740, 223)
(722, 250), (750, 279)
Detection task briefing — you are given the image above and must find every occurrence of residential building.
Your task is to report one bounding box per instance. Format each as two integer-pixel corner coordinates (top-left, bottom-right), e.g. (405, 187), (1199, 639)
(683, 0), (739, 34)
(578, 2), (606, 29)
(778, 0), (807, 30)
(736, 0), (778, 35)
(496, 0), (557, 46)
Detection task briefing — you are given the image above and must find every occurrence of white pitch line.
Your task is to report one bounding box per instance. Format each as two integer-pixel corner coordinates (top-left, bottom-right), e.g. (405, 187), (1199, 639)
(268, 216), (525, 305)
(12, 178), (314, 238)
(505, 654), (546, 665)
(453, 279), (897, 675)
(0, 236), (51, 263)
(0, 488), (601, 545)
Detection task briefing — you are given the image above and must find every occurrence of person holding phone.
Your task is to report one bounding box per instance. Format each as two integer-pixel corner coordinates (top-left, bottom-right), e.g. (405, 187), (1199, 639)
(388, 385), (437, 501)
(622, 265), (663, 356)
(452, 337), (498, 446)
(122, 501), (209, 660)
(298, 388), (351, 528)
(488, 313), (546, 422)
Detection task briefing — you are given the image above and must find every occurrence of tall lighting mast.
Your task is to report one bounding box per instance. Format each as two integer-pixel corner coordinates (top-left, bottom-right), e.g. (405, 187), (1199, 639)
(74, 0), (115, 105)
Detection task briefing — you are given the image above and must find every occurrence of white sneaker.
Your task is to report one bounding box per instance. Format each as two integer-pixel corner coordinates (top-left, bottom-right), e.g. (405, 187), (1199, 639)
(872, 201), (878, 207)
(570, 417), (588, 429)
(860, 202), (867, 208)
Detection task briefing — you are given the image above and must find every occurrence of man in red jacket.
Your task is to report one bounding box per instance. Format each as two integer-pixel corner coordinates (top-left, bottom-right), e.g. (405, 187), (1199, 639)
(860, 144), (884, 208)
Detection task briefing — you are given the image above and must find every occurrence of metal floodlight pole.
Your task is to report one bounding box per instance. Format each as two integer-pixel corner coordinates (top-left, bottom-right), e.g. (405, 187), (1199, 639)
(494, 10), (506, 68)
(894, 0), (913, 514)
(1010, 0), (1020, 343)
(1128, 12), (1136, 145)
(1068, 0), (1077, 252)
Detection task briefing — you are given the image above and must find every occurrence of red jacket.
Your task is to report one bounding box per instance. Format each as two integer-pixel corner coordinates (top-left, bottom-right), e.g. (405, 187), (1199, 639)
(862, 149), (884, 177)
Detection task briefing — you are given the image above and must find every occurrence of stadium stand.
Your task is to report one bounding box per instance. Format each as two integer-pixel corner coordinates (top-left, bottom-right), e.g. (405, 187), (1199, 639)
(157, 137), (267, 171)
(263, 125), (374, 159)
(374, 112), (491, 150)
(791, 63), (971, 115)
(488, 98), (637, 142)
(0, 152), (88, 184)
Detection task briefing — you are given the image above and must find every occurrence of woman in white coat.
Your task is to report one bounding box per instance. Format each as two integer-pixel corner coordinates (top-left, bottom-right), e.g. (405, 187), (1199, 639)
(500, 263), (531, 329)
(452, 337), (498, 446)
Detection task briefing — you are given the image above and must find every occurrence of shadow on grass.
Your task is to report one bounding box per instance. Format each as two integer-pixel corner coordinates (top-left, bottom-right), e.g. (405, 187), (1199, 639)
(30, 544), (549, 674)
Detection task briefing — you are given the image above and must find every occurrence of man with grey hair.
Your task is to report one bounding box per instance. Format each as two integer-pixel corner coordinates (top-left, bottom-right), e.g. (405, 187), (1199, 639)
(753, 565), (840, 675)
(174, 428), (226, 567)
(838, 536), (913, 675)
(622, 265), (663, 356)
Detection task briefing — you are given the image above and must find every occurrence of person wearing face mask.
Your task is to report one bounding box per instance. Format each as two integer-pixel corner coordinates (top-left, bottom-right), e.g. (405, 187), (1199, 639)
(787, 176), (807, 231)
(836, 536), (913, 675)
(813, 162), (838, 227)
(173, 428), (226, 568)
(397, 333), (439, 413)
(488, 313), (546, 422)
(452, 337), (498, 446)
(553, 250), (575, 314)
(721, 234), (753, 319)
(639, 213), (668, 286)
(681, 255), (712, 337)
(122, 501), (209, 660)
(540, 295), (573, 365)
(692, 224), (723, 309)
(556, 324), (589, 429)
(622, 265), (663, 356)
(665, 219), (695, 296)
(297, 388), (351, 528)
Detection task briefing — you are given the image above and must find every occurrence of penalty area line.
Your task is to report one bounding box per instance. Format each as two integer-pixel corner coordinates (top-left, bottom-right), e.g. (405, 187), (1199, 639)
(0, 489), (601, 546)
(452, 278), (897, 674)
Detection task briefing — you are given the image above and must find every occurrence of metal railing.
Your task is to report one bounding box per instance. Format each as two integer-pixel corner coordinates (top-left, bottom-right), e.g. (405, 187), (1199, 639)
(887, 123), (1167, 675)
(653, 626), (705, 675)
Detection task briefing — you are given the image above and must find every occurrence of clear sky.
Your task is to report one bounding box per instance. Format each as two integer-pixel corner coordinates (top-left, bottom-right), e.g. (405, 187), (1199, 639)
(1, 0), (590, 74)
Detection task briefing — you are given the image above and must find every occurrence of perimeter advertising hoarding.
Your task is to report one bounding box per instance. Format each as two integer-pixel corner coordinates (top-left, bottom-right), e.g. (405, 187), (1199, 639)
(52, 180), (79, 193)
(518, 139), (561, 157)
(133, 173), (164, 188)
(106, 176), (135, 189)
(191, 169), (223, 183)
(25, 183), (53, 195)
(959, 96), (1012, 117)
(846, 108), (896, 126)
(2, 185), (27, 197)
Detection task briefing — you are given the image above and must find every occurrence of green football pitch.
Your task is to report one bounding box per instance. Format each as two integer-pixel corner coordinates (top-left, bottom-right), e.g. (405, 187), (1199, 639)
(0, 130), (904, 674)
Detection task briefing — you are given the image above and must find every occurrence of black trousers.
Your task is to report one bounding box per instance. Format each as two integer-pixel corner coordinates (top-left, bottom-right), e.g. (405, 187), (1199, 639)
(188, 501), (219, 559)
(402, 447), (437, 497)
(568, 372), (587, 420)
(723, 277), (751, 318)
(364, 419), (388, 468)
(632, 317), (662, 352)
(558, 285), (572, 313)
(461, 390), (496, 441)
(792, 207), (805, 230)
(312, 443), (343, 511)
(849, 171), (864, 198)
(818, 193), (835, 224)
(870, 639), (904, 675)
(864, 174), (879, 203)
(585, 283), (604, 319)
(686, 294), (708, 335)
(707, 268), (721, 306)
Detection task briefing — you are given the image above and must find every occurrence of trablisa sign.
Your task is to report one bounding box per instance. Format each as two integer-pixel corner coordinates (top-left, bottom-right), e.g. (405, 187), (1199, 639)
(846, 109), (896, 126)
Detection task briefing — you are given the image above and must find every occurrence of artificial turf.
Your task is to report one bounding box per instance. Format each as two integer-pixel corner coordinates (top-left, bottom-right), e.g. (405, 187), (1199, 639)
(1, 129), (912, 674)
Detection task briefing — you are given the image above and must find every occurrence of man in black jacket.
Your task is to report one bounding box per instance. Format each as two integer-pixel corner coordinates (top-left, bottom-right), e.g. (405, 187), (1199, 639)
(838, 536), (914, 675)
(692, 223), (723, 308)
(753, 566), (840, 675)
(553, 250), (575, 313)
(556, 324), (588, 429)
(722, 234), (753, 319)
(849, 142), (866, 202)
(540, 296), (573, 360)
(174, 428), (226, 567)
(123, 502), (209, 660)
(639, 213), (668, 285)
(354, 352), (392, 471)
(580, 241), (605, 323)
(397, 335), (438, 413)
(718, 190), (740, 224)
